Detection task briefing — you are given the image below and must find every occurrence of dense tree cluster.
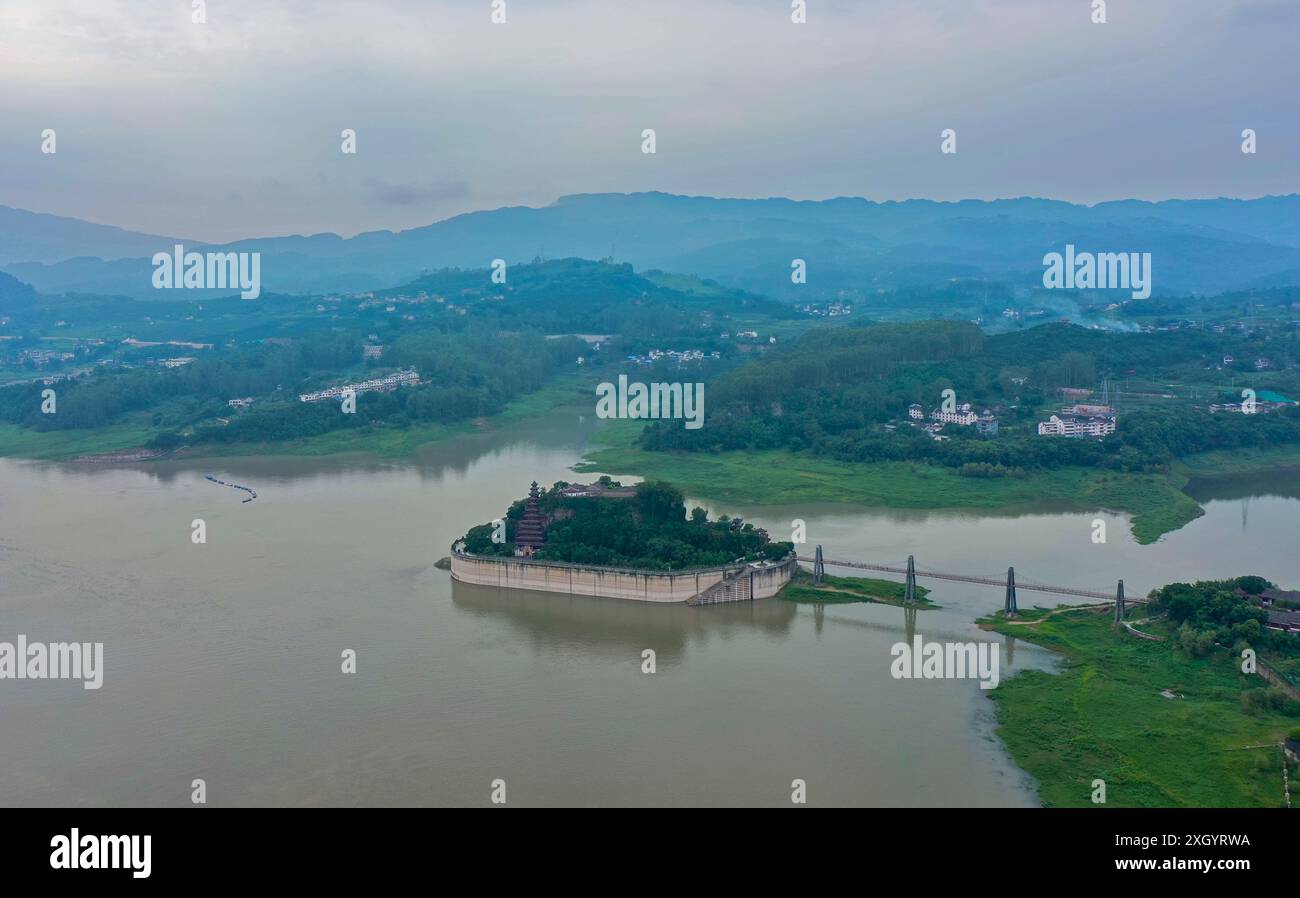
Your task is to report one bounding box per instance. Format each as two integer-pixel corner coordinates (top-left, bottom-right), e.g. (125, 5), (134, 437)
(1150, 577), (1300, 661)
(460, 480), (793, 571)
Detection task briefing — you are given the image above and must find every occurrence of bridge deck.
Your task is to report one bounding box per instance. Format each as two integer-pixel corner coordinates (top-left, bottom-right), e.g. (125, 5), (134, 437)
(813, 558), (1138, 603)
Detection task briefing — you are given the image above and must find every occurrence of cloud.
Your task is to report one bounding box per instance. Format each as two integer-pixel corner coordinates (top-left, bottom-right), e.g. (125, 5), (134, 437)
(0, 0), (1295, 242)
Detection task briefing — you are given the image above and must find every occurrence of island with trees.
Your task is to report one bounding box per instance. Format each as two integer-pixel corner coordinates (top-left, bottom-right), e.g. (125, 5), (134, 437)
(450, 479), (799, 603)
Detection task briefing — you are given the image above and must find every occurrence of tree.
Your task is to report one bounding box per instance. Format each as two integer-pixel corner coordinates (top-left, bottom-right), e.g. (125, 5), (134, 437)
(1234, 575), (1271, 596)
(635, 481), (686, 523)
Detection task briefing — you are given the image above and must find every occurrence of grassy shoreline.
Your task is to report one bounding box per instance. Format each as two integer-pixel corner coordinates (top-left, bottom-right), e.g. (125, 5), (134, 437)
(0, 373), (596, 463)
(780, 570), (937, 608)
(576, 421), (1216, 544)
(980, 608), (1296, 807)
(1172, 444), (1300, 479)
(3, 383), (1296, 548)
(0, 422), (159, 461)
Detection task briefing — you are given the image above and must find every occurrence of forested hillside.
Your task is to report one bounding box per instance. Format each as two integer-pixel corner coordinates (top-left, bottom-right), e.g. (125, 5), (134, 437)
(0, 259), (798, 451)
(642, 321), (1300, 474)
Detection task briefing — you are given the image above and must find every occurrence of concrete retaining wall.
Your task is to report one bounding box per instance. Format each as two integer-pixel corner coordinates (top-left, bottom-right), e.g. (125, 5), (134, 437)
(1259, 658), (1300, 702)
(450, 550), (795, 604)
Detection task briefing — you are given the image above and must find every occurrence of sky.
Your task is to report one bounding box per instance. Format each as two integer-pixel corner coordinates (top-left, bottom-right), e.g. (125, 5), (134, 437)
(2, 0), (1298, 243)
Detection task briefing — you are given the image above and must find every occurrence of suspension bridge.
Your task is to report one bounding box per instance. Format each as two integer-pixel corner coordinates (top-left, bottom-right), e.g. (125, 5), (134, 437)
(802, 545), (1140, 620)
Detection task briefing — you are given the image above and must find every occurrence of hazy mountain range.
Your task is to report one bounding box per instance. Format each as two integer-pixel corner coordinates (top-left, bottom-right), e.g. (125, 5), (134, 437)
(3, 192), (1300, 302)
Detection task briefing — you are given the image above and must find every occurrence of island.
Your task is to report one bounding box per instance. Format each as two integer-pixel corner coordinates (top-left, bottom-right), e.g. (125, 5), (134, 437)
(449, 478), (798, 603)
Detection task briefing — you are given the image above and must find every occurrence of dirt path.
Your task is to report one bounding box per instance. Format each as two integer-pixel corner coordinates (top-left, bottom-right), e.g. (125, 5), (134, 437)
(798, 583), (920, 606)
(1000, 604), (1111, 626)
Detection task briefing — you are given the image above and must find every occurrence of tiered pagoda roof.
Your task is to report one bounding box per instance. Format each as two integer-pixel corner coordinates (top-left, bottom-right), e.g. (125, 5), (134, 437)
(514, 481), (548, 550)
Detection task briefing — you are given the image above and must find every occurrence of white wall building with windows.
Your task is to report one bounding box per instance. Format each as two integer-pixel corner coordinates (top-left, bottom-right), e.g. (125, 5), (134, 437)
(1037, 413), (1116, 437)
(930, 402), (978, 426)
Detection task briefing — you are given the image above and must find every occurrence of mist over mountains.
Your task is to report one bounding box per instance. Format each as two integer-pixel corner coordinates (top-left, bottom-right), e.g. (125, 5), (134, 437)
(3, 192), (1300, 302)
(0, 205), (189, 267)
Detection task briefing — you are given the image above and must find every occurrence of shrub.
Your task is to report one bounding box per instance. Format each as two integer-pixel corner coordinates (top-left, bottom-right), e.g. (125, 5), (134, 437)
(1240, 688), (1300, 717)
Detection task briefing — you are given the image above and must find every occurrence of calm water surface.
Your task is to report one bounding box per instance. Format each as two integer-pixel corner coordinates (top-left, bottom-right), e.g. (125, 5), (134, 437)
(2, 414), (1298, 806)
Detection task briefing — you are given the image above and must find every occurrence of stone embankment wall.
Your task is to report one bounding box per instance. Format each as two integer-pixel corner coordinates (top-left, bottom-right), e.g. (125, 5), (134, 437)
(450, 550), (796, 604)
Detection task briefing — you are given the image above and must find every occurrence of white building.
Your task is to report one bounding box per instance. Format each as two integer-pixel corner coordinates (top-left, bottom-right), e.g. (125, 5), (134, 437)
(1037, 413), (1116, 437)
(908, 403), (924, 420)
(930, 402), (978, 426)
(299, 368), (421, 403)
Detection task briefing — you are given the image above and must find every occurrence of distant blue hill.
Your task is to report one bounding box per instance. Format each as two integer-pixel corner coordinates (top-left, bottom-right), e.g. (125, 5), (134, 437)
(0, 205), (190, 267)
(0, 270), (38, 305)
(4, 192), (1300, 300)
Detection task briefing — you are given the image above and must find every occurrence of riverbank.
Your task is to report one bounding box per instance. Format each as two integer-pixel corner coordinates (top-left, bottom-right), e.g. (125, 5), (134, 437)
(780, 570), (938, 608)
(0, 373), (595, 463)
(576, 422), (1212, 544)
(0, 422), (159, 461)
(6, 382), (1296, 550)
(1172, 444), (1300, 479)
(980, 608), (1297, 807)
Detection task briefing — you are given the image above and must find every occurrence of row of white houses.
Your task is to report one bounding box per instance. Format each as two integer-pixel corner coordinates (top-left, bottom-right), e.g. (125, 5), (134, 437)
(908, 403), (999, 434)
(298, 368), (421, 403)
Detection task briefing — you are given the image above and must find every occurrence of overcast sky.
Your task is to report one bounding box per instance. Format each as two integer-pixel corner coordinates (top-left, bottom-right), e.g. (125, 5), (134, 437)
(2, 0), (1298, 243)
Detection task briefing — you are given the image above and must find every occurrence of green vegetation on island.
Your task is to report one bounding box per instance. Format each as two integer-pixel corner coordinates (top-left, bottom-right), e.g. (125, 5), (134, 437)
(458, 479), (794, 571)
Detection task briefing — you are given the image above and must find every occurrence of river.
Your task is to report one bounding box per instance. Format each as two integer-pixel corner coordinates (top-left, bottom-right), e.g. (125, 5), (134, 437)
(2, 413), (1298, 806)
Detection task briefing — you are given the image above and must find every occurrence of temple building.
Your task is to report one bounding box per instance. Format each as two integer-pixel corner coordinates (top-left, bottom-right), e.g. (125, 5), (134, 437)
(513, 481), (548, 556)
(556, 480), (637, 499)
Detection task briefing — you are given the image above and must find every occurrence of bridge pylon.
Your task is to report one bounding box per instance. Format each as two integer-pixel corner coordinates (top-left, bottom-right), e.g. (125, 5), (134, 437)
(1114, 579), (1126, 623)
(1004, 566), (1018, 617)
(904, 555), (917, 605)
(813, 545), (825, 585)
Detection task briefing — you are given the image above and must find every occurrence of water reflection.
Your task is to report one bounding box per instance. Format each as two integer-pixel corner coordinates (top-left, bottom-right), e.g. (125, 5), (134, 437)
(451, 578), (1009, 671)
(450, 578), (798, 662)
(29, 409), (607, 491)
(1183, 468), (1300, 503)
